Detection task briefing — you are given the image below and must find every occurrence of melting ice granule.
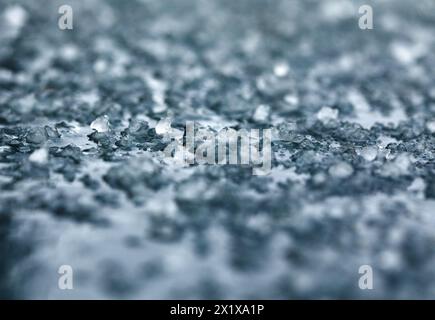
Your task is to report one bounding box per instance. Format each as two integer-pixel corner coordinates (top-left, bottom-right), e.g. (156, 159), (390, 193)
(90, 115), (110, 132)
(328, 162), (354, 178)
(317, 106), (338, 123)
(29, 148), (48, 164)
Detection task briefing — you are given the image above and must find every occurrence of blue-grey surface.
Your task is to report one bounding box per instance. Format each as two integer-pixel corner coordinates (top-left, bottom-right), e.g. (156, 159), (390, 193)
(1, 0), (435, 299)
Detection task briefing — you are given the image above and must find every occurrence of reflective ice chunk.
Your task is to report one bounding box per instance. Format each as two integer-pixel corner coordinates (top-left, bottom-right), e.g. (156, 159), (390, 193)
(90, 115), (110, 133)
(4, 5), (27, 29)
(155, 118), (172, 135)
(29, 148), (48, 164)
(283, 94), (299, 108)
(357, 146), (378, 162)
(317, 107), (338, 123)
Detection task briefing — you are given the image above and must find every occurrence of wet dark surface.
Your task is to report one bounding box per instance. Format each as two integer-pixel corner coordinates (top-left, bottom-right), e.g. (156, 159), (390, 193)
(1, 0), (435, 299)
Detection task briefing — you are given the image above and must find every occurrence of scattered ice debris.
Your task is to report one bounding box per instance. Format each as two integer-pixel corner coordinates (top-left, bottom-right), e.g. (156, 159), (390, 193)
(347, 90), (407, 129)
(90, 115), (110, 133)
(29, 148), (48, 165)
(2, 0), (435, 300)
(328, 162), (354, 178)
(317, 107), (338, 123)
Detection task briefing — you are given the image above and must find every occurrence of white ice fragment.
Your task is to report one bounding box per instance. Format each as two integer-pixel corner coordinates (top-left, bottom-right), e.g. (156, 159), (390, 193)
(347, 90), (407, 129)
(348, 90), (370, 113)
(155, 118), (172, 135)
(80, 91), (99, 106)
(0, 69), (13, 81)
(284, 94), (299, 107)
(377, 135), (398, 149)
(60, 45), (79, 61)
(390, 42), (426, 65)
(4, 5), (28, 29)
(426, 120), (435, 133)
(357, 146), (378, 162)
(253, 104), (270, 122)
(379, 250), (402, 271)
(246, 215), (270, 233)
(90, 115), (110, 132)
(273, 62), (289, 77)
(317, 106), (338, 123)
(329, 141), (341, 150)
(145, 196), (177, 218)
(380, 153), (410, 177)
(321, 0), (354, 21)
(93, 60), (108, 73)
(394, 154), (410, 173)
(407, 177), (426, 195)
(313, 172), (326, 184)
(146, 74), (168, 113)
(328, 162), (353, 178)
(29, 148), (48, 164)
